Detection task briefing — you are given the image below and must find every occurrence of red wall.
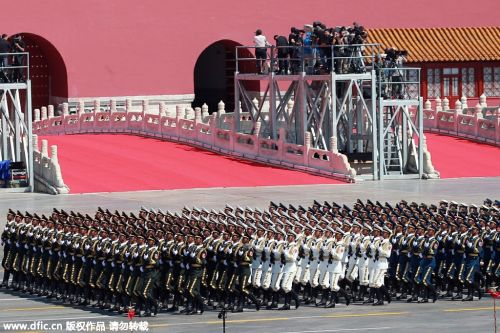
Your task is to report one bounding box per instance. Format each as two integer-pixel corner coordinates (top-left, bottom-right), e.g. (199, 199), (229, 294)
(1, 0), (498, 99)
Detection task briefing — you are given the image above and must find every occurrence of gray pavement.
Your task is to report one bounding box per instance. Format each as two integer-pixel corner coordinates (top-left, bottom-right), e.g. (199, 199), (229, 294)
(0, 287), (495, 333)
(0, 177), (499, 218)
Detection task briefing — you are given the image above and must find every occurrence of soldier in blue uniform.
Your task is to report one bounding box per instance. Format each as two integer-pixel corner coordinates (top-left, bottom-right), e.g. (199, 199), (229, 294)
(463, 224), (483, 301)
(414, 225), (438, 303)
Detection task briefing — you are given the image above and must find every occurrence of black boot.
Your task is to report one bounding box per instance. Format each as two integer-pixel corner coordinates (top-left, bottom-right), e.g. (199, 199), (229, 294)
(279, 293), (290, 310)
(291, 290), (300, 309)
(326, 291), (336, 308)
(373, 288), (384, 306)
(316, 289), (328, 307)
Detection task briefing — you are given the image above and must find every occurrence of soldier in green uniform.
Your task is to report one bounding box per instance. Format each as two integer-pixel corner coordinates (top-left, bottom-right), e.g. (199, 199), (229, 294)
(233, 232), (261, 312)
(1, 209), (16, 288)
(185, 234), (207, 315)
(141, 236), (160, 316)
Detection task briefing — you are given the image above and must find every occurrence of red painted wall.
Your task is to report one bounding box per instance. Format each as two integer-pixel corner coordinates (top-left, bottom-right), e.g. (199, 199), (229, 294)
(1, 0), (498, 99)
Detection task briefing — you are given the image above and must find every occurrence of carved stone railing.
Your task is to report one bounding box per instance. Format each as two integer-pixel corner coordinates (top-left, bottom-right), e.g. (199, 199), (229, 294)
(33, 99), (357, 183)
(32, 134), (70, 194)
(423, 95), (500, 146)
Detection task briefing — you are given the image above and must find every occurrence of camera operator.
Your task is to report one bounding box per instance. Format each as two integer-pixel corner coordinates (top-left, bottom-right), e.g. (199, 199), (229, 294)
(383, 47), (408, 98)
(10, 34), (26, 82)
(254, 29), (270, 74)
(274, 35), (289, 75)
(288, 27), (303, 74)
(0, 34), (10, 83)
(302, 24), (315, 74)
(317, 28), (333, 73)
(346, 24), (368, 74)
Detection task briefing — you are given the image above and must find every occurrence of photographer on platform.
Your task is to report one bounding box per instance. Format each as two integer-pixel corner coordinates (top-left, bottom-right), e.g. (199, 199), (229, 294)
(10, 34), (26, 82)
(0, 34), (10, 83)
(273, 35), (289, 75)
(288, 27), (303, 74)
(382, 47), (408, 98)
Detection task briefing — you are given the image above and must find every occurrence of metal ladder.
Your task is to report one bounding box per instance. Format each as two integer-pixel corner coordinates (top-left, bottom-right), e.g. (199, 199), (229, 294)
(382, 106), (403, 175)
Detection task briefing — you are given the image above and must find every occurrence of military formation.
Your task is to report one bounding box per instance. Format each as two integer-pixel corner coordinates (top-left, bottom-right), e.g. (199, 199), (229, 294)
(1, 198), (499, 317)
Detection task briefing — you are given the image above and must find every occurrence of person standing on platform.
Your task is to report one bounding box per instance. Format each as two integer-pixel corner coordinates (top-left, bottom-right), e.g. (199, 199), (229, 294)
(273, 35), (289, 74)
(254, 29), (270, 74)
(0, 34), (10, 83)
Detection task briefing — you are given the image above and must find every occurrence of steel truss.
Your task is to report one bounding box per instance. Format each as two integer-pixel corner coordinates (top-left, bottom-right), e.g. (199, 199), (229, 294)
(0, 81), (34, 191)
(234, 67), (424, 180)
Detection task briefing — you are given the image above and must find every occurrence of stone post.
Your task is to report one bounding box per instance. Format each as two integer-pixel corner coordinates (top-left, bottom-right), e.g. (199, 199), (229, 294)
(479, 93), (487, 108)
(48, 105), (54, 118)
(93, 99), (100, 112)
(194, 107), (202, 123)
(330, 136), (338, 152)
(185, 107), (194, 119)
(41, 107), (48, 120)
(51, 145), (58, 164)
(218, 101), (226, 114)
(33, 134), (39, 151)
(475, 103), (482, 116)
(254, 121), (262, 137)
(34, 109), (40, 121)
(159, 102), (166, 117)
(126, 99), (133, 113)
(454, 100), (462, 113)
(460, 96), (468, 109)
(435, 97), (442, 112)
(305, 132), (311, 148)
(62, 103), (69, 116)
(424, 100), (431, 110)
(41, 139), (49, 157)
(110, 99), (117, 112)
(142, 100), (149, 114)
(176, 105), (183, 119)
(78, 100), (85, 114)
(201, 103), (209, 119)
(443, 97), (450, 111)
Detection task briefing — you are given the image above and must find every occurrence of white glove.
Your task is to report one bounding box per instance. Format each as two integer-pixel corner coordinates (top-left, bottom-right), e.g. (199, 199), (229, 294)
(115, 249), (120, 254)
(441, 249), (445, 254)
(133, 252), (139, 258)
(447, 235), (453, 241)
(102, 261), (106, 267)
(402, 240), (407, 245)
(419, 253), (423, 258)
(159, 259), (163, 265)
(186, 263), (190, 270)
(49, 250), (53, 255)
(391, 238), (397, 244)
(92, 259), (96, 265)
(238, 250), (244, 256)
(105, 248), (111, 254)
(144, 254), (149, 260)
(223, 260), (227, 265)
(437, 236), (442, 241)
(467, 242), (473, 248)
(16, 242), (20, 248)
(24, 244), (29, 249)
(233, 262), (238, 267)
(111, 262), (115, 268)
(412, 241), (418, 247)
(208, 246), (213, 251)
(190, 252), (196, 258)
(424, 242), (430, 248)
(228, 248), (233, 254)
(140, 267), (144, 272)
(97, 246), (102, 251)
(63, 252), (67, 258)
(32, 246), (37, 252)
(85, 244), (90, 251)
(396, 250), (400, 256)
(82, 257), (86, 263)
(129, 265), (134, 271)
(180, 263), (185, 269)
(168, 260), (173, 267)
(121, 263), (125, 269)
(407, 253), (411, 258)
(172, 250), (178, 255)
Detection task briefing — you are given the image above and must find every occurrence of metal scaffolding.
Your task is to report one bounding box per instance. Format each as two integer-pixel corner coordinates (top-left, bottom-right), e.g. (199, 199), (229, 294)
(234, 45), (423, 180)
(0, 52), (33, 191)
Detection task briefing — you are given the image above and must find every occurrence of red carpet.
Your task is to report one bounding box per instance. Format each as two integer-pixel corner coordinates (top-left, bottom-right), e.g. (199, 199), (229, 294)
(41, 134), (343, 193)
(425, 133), (500, 178)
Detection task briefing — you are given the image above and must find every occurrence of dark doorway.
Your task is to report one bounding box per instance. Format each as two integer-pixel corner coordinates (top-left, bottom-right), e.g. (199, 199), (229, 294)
(15, 33), (68, 110)
(193, 40), (258, 113)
